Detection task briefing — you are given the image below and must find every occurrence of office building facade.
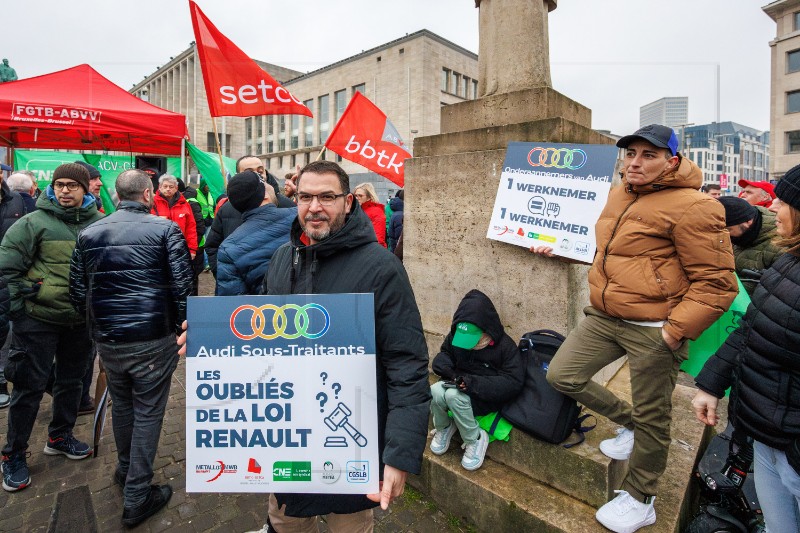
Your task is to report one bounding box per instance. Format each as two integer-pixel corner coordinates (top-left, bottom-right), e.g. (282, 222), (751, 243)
(131, 30), (478, 200)
(763, 0), (800, 179)
(639, 97), (689, 129)
(683, 122), (770, 194)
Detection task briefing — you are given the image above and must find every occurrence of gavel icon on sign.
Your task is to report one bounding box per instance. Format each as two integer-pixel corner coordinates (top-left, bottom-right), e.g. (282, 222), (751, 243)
(324, 402), (368, 448)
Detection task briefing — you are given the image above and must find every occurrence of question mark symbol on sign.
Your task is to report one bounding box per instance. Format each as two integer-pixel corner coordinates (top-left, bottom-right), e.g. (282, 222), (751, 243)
(331, 383), (341, 399)
(316, 392), (328, 412)
(320, 372), (328, 385)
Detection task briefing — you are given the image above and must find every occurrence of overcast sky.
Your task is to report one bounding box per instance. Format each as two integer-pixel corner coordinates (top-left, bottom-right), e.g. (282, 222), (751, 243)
(3, 0), (775, 135)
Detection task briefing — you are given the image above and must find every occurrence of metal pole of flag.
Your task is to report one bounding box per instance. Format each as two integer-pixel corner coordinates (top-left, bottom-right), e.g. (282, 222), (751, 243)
(316, 146), (327, 161)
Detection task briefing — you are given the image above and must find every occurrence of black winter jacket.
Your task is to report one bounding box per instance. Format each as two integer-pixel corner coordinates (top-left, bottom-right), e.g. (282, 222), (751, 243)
(263, 200), (430, 518)
(69, 201), (193, 343)
(696, 252), (800, 449)
(0, 182), (29, 240)
(432, 289), (525, 416)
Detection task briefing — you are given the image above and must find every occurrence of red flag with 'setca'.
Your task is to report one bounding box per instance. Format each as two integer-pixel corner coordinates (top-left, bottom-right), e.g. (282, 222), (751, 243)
(188, 1), (311, 118)
(325, 92), (410, 187)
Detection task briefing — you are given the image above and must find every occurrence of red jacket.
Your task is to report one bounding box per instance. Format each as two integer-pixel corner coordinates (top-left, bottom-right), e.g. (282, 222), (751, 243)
(360, 200), (387, 247)
(151, 192), (198, 253)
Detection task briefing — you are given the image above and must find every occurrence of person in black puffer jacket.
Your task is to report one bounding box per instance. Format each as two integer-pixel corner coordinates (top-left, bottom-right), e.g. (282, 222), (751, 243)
(430, 289), (524, 471)
(69, 169), (192, 527)
(694, 163), (800, 533)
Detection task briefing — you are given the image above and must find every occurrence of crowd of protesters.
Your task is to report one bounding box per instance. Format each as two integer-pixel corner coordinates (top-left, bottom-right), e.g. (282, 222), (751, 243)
(0, 124), (798, 533)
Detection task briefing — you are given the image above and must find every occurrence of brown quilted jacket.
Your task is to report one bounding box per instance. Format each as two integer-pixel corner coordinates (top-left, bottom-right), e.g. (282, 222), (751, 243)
(587, 156), (737, 341)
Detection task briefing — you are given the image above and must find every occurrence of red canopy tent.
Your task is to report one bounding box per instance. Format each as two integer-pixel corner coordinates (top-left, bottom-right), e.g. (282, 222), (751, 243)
(0, 64), (188, 155)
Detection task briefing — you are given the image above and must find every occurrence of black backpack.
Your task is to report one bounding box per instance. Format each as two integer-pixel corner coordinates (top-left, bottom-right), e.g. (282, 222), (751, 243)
(493, 329), (594, 447)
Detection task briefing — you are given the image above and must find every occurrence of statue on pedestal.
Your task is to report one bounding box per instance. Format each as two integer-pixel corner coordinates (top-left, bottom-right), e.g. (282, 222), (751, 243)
(475, 0), (557, 96)
(0, 59), (18, 83)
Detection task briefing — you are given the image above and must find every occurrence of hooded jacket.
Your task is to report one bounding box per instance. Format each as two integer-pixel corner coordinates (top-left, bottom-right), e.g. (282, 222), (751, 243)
(262, 200), (430, 518)
(696, 252), (800, 449)
(732, 206), (783, 295)
(152, 192), (198, 254)
(216, 203), (296, 295)
(432, 289), (525, 415)
(0, 187), (103, 325)
(70, 201), (193, 343)
(587, 156), (737, 342)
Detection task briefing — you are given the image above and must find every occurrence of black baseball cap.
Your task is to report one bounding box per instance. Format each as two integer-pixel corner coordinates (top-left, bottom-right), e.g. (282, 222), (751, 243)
(616, 124), (679, 156)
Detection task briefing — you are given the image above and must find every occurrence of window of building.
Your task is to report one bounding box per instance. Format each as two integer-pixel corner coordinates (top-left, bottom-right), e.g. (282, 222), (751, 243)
(245, 117), (253, 141)
(206, 132), (231, 156)
(441, 68), (450, 92)
(376, 56), (381, 62)
(279, 115), (286, 151)
(291, 116), (299, 149)
(303, 99), (314, 147)
(795, 11), (800, 31)
(462, 77), (470, 99)
(788, 90), (800, 114)
(255, 116), (263, 138)
(473, 79), (478, 99)
(452, 72), (461, 95)
(336, 153), (342, 163)
(268, 116), (274, 135)
(334, 89), (347, 122)
(257, 142), (263, 155)
(789, 49), (800, 73)
(353, 83), (365, 95)
(399, 48), (404, 55)
(291, 154), (296, 168)
(267, 141), (274, 153)
(788, 130), (800, 153)
(319, 94), (330, 144)
(304, 152), (310, 166)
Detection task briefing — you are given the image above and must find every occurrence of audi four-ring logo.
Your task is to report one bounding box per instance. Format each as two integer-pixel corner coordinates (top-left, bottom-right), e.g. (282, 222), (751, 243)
(527, 147), (588, 170)
(229, 304), (331, 340)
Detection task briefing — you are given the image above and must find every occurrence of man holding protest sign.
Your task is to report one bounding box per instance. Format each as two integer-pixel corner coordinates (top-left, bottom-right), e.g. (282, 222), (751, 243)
(534, 125), (737, 533)
(256, 160), (430, 532)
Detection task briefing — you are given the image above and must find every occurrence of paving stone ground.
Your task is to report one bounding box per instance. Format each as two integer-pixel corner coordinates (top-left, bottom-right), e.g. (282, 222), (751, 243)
(0, 272), (477, 533)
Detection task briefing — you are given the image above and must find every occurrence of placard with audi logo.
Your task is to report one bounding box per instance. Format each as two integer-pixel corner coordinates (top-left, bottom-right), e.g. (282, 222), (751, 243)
(486, 141), (618, 261)
(185, 293), (379, 494)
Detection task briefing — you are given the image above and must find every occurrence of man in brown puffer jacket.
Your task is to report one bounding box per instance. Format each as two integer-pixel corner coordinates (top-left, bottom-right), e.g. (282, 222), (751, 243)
(540, 124), (737, 533)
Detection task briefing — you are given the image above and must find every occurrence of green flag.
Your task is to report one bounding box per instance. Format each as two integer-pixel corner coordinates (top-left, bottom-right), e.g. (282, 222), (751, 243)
(14, 149), (181, 215)
(186, 141), (236, 201)
(682, 275), (752, 383)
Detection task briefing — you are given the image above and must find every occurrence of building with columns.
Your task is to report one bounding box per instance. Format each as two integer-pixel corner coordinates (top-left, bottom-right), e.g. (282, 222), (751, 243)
(763, 0), (800, 180)
(131, 29), (478, 200)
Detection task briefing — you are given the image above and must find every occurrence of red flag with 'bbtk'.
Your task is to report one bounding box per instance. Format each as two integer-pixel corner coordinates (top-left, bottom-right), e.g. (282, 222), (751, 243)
(188, 1), (311, 118)
(325, 92), (410, 187)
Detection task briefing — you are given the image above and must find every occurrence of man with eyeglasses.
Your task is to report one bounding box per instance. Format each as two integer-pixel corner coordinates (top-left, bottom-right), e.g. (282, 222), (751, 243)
(205, 155), (295, 278)
(248, 160), (430, 533)
(0, 163), (103, 492)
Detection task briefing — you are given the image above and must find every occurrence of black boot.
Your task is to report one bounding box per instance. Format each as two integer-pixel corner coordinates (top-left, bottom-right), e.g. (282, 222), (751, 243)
(121, 484), (172, 528)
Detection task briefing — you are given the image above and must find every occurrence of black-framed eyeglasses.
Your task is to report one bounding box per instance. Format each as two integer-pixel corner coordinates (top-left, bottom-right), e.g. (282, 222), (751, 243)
(295, 193), (347, 206)
(54, 181), (81, 191)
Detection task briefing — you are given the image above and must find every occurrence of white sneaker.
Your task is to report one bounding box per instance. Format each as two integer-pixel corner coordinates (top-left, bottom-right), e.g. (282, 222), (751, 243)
(461, 429), (489, 471)
(599, 427), (634, 460)
(430, 424), (456, 455)
(595, 490), (656, 533)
